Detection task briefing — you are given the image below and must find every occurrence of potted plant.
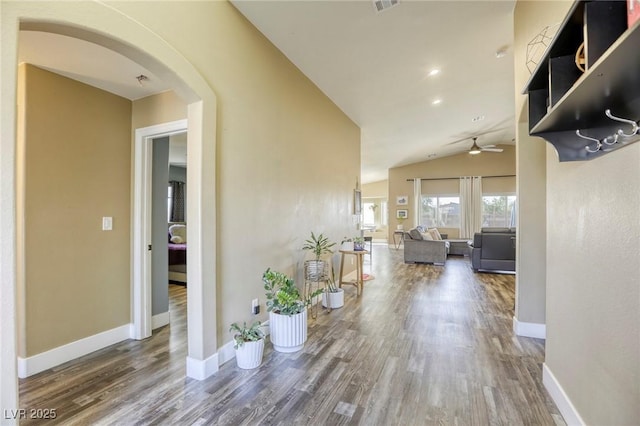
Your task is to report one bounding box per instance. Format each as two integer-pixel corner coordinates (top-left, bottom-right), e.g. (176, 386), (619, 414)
(229, 321), (265, 369)
(397, 216), (406, 230)
(340, 237), (354, 251)
(263, 268), (323, 353)
(353, 236), (365, 251)
(321, 276), (344, 309)
(302, 232), (335, 281)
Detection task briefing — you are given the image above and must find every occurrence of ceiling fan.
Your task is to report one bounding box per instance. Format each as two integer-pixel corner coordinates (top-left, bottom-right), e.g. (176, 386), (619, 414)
(467, 137), (503, 155)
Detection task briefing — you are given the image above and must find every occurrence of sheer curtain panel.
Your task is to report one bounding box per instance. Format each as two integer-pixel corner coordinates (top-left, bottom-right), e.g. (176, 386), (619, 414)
(413, 178), (422, 228)
(459, 176), (482, 238)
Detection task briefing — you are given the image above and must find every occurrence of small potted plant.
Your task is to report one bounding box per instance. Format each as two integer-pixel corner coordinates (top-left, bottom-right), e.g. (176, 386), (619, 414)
(340, 237), (354, 251)
(302, 232), (336, 281)
(322, 276), (344, 309)
(397, 216), (406, 230)
(353, 236), (365, 251)
(229, 321), (265, 369)
(263, 268), (323, 353)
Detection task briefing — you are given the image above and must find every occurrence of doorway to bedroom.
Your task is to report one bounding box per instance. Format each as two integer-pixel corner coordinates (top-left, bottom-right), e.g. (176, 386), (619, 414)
(149, 131), (188, 334)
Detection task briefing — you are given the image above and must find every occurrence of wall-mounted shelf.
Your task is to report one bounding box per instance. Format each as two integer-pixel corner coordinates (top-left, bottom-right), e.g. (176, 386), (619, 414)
(523, 0), (640, 161)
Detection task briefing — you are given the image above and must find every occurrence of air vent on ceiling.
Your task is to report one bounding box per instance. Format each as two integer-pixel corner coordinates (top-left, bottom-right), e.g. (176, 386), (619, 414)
(373, 0), (399, 13)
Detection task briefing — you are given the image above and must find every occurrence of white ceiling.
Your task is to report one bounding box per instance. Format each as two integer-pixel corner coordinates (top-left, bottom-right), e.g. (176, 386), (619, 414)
(18, 1), (516, 183)
(231, 0), (516, 183)
(18, 31), (170, 101)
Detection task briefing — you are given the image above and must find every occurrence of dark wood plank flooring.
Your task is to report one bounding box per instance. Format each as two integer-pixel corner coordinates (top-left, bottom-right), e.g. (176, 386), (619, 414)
(19, 246), (565, 425)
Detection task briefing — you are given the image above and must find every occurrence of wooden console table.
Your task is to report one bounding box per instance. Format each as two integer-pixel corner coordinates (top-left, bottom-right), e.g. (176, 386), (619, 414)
(337, 249), (369, 296)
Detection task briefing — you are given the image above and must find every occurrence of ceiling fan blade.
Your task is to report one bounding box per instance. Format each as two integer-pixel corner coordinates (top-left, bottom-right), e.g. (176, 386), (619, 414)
(483, 144), (497, 148)
(481, 147), (503, 152)
(446, 137), (471, 146)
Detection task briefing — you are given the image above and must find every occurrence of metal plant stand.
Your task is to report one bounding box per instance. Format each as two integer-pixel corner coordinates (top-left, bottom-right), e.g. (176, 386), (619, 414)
(304, 259), (329, 319)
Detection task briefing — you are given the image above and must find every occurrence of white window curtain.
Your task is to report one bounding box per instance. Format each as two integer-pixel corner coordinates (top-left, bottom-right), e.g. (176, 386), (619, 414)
(413, 178), (422, 228)
(459, 176), (483, 238)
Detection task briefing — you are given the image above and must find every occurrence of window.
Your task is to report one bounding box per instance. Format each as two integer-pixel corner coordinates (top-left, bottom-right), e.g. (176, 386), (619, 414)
(381, 201), (388, 226)
(482, 195), (516, 228)
(362, 197), (387, 229)
(363, 202), (376, 227)
(420, 195), (460, 228)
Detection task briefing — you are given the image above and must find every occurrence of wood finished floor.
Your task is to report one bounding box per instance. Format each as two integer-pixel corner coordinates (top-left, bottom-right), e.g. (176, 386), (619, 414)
(19, 246), (565, 425)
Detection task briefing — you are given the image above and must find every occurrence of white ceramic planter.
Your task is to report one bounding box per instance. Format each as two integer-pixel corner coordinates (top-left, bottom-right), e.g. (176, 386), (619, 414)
(269, 310), (307, 353)
(341, 241), (354, 251)
(322, 289), (344, 309)
(235, 339), (264, 369)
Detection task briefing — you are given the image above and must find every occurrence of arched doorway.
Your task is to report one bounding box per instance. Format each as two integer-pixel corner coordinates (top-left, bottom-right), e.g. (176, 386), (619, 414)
(1, 2), (219, 416)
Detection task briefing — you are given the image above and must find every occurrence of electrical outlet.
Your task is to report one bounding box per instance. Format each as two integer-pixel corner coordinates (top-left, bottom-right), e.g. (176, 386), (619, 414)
(251, 298), (259, 315)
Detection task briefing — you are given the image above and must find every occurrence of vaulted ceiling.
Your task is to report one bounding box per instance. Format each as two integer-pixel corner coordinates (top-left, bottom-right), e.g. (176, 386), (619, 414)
(18, 1), (516, 183)
(231, 0), (516, 183)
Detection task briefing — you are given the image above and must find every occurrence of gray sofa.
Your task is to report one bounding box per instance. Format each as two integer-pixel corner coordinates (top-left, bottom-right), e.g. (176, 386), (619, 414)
(470, 227), (516, 272)
(403, 228), (449, 265)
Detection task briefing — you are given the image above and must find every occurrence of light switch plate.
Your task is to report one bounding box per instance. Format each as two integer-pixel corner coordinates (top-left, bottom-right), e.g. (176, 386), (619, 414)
(102, 217), (113, 231)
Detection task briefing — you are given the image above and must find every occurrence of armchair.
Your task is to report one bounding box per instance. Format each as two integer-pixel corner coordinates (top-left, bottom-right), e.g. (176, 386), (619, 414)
(470, 227), (516, 272)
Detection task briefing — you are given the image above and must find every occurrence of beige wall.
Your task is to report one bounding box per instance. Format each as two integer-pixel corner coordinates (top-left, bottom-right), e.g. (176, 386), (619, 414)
(515, 1), (640, 424)
(388, 146), (515, 240)
(132, 91), (187, 130)
(112, 1), (361, 344)
(18, 65), (132, 356)
(362, 180), (388, 198)
(9, 0), (360, 364)
(513, 0), (566, 328)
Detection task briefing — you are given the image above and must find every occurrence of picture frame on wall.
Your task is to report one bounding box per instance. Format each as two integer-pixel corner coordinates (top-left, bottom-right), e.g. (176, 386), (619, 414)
(396, 195), (408, 205)
(354, 189), (362, 215)
(396, 209), (408, 219)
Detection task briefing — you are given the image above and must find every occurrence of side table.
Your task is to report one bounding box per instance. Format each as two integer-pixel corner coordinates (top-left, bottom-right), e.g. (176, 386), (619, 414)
(338, 249), (369, 296)
(392, 230), (404, 249)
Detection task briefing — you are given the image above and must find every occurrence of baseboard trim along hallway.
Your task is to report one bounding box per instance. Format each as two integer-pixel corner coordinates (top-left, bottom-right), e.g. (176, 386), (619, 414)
(543, 363), (585, 426)
(17, 324), (131, 378)
(186, 353), (219, 380)
(513, 316), (546, 339)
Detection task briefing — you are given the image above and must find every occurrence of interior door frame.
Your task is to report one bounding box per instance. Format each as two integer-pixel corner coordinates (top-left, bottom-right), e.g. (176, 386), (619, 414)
(133, 119), (188, 340)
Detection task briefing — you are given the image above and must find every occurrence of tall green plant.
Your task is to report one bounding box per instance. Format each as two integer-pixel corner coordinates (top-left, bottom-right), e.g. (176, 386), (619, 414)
(302, 232), (336, 261)
(263, 268), (323, 315)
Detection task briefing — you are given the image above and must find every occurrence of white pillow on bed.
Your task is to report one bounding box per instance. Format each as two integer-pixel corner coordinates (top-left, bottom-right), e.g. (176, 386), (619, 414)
(169, 224), (187, 243)
(170, 235), (184, 244)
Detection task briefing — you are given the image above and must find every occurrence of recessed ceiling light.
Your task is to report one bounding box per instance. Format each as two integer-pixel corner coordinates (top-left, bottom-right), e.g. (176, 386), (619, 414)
(428, 69), (440, 77)
(432, 99), (442, 105)
(471, 115), (485, 122)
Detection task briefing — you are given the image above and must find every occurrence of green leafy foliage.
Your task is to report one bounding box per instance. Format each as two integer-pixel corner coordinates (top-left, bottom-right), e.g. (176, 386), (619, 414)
(263, 268), (324, 316)
(229, 321), (264, 349)
(302, 232), (336, 260)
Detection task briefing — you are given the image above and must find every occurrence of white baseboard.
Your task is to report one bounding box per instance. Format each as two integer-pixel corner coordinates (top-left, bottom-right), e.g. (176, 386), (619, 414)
(543, 363), (585, 426)
(186, 353), (219, 380)
(513, 316), (546, 339)
(218, 340), (236, 366)
(17, 324), (131, 378)
(152, 311), (170, 330)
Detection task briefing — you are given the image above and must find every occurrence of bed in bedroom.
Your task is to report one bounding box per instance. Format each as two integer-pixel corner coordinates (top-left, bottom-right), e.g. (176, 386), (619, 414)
(168, 223), (187, 284)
